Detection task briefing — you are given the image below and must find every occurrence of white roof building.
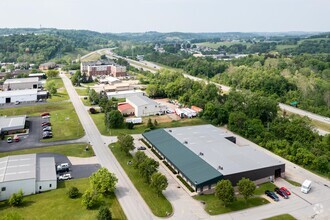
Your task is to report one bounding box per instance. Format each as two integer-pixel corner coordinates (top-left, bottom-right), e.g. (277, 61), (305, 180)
(126, 95), (166, 117)
(107, 90), (144, 100)
(0, 115), (26, 133)
(0, 154), (57, 201)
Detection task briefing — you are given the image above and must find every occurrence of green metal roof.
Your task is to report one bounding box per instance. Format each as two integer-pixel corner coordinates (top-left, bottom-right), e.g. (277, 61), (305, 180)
(143, 129), (223, 187)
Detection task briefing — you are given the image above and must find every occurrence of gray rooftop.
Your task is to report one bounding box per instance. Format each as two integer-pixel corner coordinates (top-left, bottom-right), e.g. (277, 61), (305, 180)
(0, 89), (38, 97)
(166, 125), (284, 175)
(127, 95), (157, 107)
(0, 115), (26, 132)
(37, 157), (56, 181)
(4, 77), (39, 84)
(0, 154), (36, 182)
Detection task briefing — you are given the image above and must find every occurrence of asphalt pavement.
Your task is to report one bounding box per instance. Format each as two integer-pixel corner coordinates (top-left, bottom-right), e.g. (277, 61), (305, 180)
(60, 73), (154, 220)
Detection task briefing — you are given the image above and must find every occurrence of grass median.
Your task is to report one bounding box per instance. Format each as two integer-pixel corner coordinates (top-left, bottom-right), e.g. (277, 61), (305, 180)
(0, 178), (127, 220)
(109, 143), (173, 217)
(0, 143), (94, 158)
(264, 214), (297, 220)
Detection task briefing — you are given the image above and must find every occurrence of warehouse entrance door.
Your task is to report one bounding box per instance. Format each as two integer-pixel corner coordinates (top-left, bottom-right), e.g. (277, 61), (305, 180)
(275, 168), (281, 178)
(5, 97), (11, 103)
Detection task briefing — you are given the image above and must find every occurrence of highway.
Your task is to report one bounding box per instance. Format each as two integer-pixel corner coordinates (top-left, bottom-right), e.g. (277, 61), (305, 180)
(60, 73), (154, 220)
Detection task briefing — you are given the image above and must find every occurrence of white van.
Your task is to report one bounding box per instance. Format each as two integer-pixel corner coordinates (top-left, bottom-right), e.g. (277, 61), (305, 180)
(301, 179), (312, 194)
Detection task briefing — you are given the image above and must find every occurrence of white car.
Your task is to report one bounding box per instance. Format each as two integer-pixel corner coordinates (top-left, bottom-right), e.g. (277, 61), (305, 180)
(42, 115), (51, 119)
(58, 173), (72, 181)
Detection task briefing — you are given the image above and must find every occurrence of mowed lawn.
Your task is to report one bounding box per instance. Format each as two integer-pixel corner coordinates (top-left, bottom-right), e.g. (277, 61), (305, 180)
(110, 143), (173, 217)
(47, 77), (69, 102)
(0, 143), (94, 158)
(0, 103), (84, 142)
(91, 112), (208, 136)
(75, 87), (88, 96)
(0, 178), (127, 220)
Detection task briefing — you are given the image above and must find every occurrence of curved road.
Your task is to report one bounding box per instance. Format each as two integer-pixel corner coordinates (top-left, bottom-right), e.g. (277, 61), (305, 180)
(60, 73), (154, 220)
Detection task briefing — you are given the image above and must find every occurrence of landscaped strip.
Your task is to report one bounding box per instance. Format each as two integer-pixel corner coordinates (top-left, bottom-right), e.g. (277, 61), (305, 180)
(194, 194), (269, 215)
(263, 214), (297, 220)
(0, 143), (94, 158)
(109, 143), (173, 217)
(0, 178), (127, 220)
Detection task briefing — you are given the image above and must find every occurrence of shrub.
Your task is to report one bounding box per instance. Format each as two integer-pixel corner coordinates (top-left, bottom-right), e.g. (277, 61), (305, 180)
(151, 148), (163, 160)
(163, 161), (177, 174)
(67, 186), (80, 199)
(89, 108), (97, 114)
(97, 206), (112, 220)
(82, 189), (100, 209)
(177, 175), (195, 192)
(8, 189), (24, 207)
(141, 139), (151, 148)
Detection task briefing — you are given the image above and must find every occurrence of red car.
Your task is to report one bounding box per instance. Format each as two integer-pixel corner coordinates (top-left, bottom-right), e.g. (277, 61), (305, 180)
(40, 112), (50, 117)
(280, 187), (291, 195)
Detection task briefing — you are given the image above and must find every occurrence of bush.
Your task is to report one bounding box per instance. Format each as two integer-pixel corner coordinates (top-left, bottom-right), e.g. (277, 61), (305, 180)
(82, 189), (100, 209)
(8, 189), (24, 207)
(89, 108), (97, 114)
(97, 206), (112, 220)
(67, 186), (80, 199)
(177, 175), (195, 192)
(126, 122), (134, 129)
(141, 139), (152, 148)
(151, 148), (163, 160)
(163, 161), (177, 174)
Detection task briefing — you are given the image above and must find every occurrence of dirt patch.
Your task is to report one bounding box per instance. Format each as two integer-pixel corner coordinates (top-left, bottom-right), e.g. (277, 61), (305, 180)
(142, 114), (176, 123)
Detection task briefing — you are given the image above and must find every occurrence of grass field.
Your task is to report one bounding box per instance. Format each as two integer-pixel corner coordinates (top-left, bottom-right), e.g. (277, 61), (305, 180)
(0, 103), (84, 142)
(254, 182), (277, 195)
(81, 52), (101, 62)
(194, 194), (269, 215)
(263, 214), (296, 220)
(47, 77), (69, 102)
(75, 87), (88, 96)
(0, 143), (94, 158)
(284, 178), (301, 187)
(91, 113), (208, 136)
(110, 143), (173, 217)
(0, 178), (127, 220)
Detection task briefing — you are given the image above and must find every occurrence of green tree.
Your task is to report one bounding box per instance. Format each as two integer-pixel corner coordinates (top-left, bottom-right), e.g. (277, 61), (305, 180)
(71, 70), (82, 86)
(154, 119), (158, 127)
(46, 70), (59, 78)
(89, 89), (99, 104)
(105, 110), (124, 129)
(117, 134), (134, 155)
(147, 118), (154, 129)
(215, 180), (235, 207)
(133, 151), (148, 168)
(97, 206), (112, 220)
(90, 168), (118, 195)
(8, 189), (24, 207)
(139, 157), (159, 183)
(67, 186), (80, 199)
(237, 178), (256, 201)
(45, 81), (57, 95)
(81, 188), (100, 209)
(150, 172), (168, 196)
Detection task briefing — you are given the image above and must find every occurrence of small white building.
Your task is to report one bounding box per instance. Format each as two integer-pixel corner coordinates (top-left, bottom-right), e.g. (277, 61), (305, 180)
(3, 77), (40, 91)
(0, 115), (26, 134)
(0, 154), (57, 201)
(107, 90), (144, 100)
(126, 95), (165, 117)
(0, 89), (38, 104)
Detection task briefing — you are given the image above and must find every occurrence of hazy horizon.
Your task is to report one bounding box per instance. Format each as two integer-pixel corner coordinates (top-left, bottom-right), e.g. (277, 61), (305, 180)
(0, 0), (329, 33)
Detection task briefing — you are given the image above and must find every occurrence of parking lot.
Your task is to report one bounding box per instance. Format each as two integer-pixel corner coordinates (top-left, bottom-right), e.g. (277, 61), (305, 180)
(38, 153), (101, 180)
(0, 116), (51, 150)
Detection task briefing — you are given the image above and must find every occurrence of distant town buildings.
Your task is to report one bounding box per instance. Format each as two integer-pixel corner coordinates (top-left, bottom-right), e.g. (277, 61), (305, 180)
(39, 62), (56, 71)
(80, 60), (127, 78)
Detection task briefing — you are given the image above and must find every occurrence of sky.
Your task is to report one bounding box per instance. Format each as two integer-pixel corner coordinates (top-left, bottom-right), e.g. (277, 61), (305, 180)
(0, 0), (329, 33)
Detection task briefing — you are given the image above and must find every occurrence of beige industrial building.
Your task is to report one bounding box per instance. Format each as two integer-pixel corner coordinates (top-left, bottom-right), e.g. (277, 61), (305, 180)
(3, 77), (40, 91)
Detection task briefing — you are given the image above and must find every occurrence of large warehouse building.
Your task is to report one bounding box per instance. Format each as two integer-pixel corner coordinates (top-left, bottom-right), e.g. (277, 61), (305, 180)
(0, 154), (57, 201)
(143, 125), (285, 193)
(0, 89), (48, 104)
(126, 95), (166, 117)
(3, 77), (41, 91)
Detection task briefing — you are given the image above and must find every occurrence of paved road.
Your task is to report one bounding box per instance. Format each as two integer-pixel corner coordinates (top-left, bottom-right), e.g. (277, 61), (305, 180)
(60, 74), (154, 220)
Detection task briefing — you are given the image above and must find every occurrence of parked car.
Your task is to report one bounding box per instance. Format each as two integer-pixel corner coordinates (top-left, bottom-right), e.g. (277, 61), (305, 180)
(7, 137), (13, 143)
(301, 180), (312, 194)
(13, 135), (20, 142)
(42, 115), (51, 119)
(41, 122), (51, 127)
(15, 101), (20, 105)
(265, 190), (279, 201)
(40, 112), (50, 117)
(58, 173), (72, 181)
(137, 146), (146, 150)
(275, 187), (289, 199)
(42, 131), (53, 138)
(280, 187), (291, 195)
(43, 126), (52, 131)
(57, 163), (70, 170)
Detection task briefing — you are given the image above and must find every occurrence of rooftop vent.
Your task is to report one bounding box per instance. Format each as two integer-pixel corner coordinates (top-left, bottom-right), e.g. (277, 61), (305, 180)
(184, 141), (188, 144)
(169, 130), (172, 132)
(199, 152), (204, 156)
(218, 166), (223, 170)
